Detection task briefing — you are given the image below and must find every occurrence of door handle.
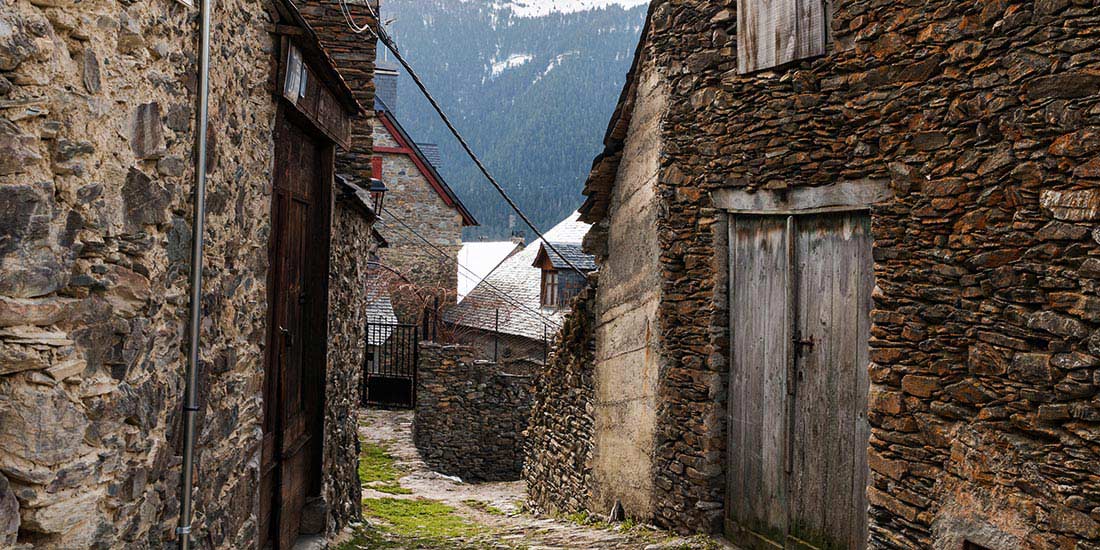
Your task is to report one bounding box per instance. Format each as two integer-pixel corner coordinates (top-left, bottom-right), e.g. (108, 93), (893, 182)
(279, 326), (293, 348)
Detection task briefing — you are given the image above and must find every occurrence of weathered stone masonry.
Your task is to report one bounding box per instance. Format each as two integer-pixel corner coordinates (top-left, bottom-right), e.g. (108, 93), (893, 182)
(414, 343), (536, 482)
(0, 0), (376, 547)
(534, 0), (1100, 547)
(525, 283), (598, 516)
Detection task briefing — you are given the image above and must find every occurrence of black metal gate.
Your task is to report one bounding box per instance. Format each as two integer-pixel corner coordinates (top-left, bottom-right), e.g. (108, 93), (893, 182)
(361, 322), (419, 408)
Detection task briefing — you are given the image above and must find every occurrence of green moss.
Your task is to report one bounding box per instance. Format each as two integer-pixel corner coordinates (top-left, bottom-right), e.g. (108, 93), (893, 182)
(363, 498), (483, 539)
(359, 442), (411, 494)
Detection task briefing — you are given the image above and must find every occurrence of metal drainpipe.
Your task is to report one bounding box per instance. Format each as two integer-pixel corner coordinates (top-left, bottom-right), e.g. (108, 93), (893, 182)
(177, 0), (213, 545)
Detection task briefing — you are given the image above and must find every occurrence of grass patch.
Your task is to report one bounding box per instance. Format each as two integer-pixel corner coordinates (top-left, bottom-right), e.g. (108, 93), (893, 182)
(363, 497), (483, 539)
(462, 499), (506, 516)
(359, 442), (411, 494)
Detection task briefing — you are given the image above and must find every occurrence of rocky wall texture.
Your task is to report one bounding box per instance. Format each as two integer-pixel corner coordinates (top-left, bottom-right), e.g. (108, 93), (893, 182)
(0, 0), (277, 546)
(414, 343), (536, 482)
(298, 0), (378, 181)
(322, 201), (380, 533)
(524, 283), (598, 517)
(374, 123), (464, 321)
(623, 0), (1100, 545)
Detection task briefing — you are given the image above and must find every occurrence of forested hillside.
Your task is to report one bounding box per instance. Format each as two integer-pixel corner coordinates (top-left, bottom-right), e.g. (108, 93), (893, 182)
(379, 0), (648, 239)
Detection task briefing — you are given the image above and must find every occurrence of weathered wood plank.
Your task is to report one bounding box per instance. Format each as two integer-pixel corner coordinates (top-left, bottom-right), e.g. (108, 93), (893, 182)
(789, 212), (873, 549)
(727, 216), (791, 545)
(737, 0), (827, 74)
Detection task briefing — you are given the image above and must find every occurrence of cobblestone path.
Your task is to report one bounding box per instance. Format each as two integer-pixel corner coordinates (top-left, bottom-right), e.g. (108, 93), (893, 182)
(334, 408), (731, 550)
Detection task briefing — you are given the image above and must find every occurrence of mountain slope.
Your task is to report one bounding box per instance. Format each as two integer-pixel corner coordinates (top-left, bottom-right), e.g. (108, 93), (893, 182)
(379, 0), (647, 239)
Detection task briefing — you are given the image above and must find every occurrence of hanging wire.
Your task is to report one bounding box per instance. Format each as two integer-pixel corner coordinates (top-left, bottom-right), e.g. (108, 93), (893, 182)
(375, 209), (562, 330)
(338, 0), (589, 277)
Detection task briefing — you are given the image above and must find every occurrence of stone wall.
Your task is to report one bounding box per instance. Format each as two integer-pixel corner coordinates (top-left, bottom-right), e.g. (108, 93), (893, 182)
(586, 56), (667, 521)
(448, 325), (548, 363)
(414, 343), (536, 482)
(524, 283), (598, 517)
(0, 0), (277, 546)
(0, 0), (374, 547)
(323, 201), (381, 531)
(581, 0), (1100, 545)
(374, 120), (464, 321)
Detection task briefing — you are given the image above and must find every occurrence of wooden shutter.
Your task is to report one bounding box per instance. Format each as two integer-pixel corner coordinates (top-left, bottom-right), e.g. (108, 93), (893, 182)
(737, 0), (827, 74)
(372, 156), (383, 179)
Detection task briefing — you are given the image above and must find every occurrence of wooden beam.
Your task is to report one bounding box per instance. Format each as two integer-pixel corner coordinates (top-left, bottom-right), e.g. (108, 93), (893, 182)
(712, 179), (892, 213)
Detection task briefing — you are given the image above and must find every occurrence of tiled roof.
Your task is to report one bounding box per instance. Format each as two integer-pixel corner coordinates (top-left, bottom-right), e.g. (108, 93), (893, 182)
(444, 213), (591, 341)
(535, 242), (597, 271)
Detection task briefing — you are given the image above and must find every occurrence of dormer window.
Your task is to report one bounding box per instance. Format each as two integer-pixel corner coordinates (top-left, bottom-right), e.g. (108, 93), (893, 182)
(541, 270), (559, 308)
(532, 241), (596, 309)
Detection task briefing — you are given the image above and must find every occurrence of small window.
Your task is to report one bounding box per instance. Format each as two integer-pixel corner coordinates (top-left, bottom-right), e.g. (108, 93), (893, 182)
(737, 0), (827, 73)
(541, 270), (559, 308)
(963, 542), (992, 550)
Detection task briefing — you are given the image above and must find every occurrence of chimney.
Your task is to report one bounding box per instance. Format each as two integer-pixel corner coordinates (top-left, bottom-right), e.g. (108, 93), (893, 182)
(510, 230), (525, 245)
(416, 143), (441, 170)
(375, 62), (398, 114)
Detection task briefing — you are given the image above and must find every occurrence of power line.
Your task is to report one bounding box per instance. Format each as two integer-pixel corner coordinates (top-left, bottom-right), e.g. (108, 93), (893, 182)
(376, 212), (561, 330)
(338, 0), (589, 278)
(375, 209), (562, 330)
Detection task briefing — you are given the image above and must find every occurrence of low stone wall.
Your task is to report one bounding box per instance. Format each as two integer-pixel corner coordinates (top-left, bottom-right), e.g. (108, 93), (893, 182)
(414, 343), (537, 481)
(524, 284), (597, 516)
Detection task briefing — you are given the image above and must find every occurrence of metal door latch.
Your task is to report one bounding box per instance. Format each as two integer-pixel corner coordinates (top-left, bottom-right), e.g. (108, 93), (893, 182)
(794, 334), (815, 352)
(279, 326), (293, 348)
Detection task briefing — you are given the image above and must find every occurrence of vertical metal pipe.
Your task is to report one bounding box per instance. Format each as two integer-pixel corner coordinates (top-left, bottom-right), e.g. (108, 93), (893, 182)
(494, 308), (499, 362)
(178, 0), (213, 545)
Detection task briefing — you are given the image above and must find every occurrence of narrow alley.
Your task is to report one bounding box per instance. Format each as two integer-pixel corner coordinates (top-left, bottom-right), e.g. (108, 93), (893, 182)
(338, 409), (726, 550)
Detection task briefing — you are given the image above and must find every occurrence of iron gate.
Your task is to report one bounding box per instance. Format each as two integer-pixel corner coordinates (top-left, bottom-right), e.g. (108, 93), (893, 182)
(361, 321), (419, 408)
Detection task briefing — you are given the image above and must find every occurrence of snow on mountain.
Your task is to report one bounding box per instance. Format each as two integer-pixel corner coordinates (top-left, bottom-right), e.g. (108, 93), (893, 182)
(490, 53), (535, 77)
(493, 0), (649, 17)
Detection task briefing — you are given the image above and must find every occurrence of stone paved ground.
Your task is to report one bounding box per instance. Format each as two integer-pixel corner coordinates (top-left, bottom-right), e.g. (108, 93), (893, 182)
(336, 408), (733, 550)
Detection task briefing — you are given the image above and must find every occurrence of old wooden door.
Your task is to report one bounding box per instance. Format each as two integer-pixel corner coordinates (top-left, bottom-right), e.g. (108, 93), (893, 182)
(260, 114), (327, 550)
(726, 212), (872, 550)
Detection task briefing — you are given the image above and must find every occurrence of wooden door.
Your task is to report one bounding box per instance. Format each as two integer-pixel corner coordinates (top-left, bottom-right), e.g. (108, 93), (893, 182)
(726, 212), (872, 550)
(260, 114), (326, 550)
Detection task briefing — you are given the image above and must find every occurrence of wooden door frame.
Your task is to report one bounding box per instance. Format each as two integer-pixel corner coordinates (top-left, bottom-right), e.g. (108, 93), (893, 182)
(261, 101), (336, 550)
(716, 179), (892, 550)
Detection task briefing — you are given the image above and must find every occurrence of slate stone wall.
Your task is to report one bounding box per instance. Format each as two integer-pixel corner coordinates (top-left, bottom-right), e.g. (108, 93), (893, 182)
(524, 283), (598, 517)
(414, 343), (536, 481)
(624, 0), (1100, 545)
(0, 0), (278, 546)
(0, 0), (374, 547)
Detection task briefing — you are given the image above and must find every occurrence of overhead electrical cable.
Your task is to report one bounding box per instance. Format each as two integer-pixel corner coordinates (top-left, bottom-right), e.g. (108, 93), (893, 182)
(375, 209), (562, 330)
(338, 0), (589, 277)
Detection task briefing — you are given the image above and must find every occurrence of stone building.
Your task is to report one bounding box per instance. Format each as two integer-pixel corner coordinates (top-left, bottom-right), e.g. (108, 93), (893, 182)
(0, 0), (381, 547)
(527, 1), (1100, 549)
(445, 213), (593, 363)
(371, 74), (478, 321)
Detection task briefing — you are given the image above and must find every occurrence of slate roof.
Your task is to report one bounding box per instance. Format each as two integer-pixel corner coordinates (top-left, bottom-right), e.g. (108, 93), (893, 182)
(534, 242), (597, 271)
(578, 2), (657, 225)
(444, 213), (591, 341)
(364, 276), (398, 345)
(458, 240), (525, 302)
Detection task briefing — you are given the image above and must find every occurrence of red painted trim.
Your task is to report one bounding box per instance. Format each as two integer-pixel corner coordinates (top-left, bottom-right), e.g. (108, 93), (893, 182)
(376, 116), (457, 210)
(375, 146), (414, 155)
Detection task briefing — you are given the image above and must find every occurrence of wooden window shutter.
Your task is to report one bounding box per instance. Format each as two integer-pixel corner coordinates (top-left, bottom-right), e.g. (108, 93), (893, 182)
(372, 156), (383, 179)
(737, 0), (827, 74)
